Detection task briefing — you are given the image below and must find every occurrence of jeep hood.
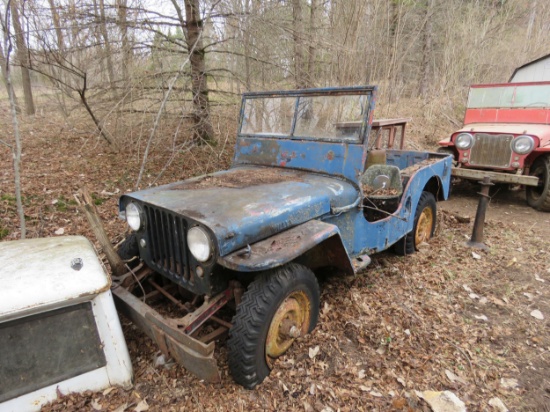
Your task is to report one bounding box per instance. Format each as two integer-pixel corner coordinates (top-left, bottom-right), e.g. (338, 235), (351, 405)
(122, 166), (358, 256)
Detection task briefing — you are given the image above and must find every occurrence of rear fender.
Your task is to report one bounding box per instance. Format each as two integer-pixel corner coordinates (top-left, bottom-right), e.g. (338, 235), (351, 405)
(218, 220), (354, 276)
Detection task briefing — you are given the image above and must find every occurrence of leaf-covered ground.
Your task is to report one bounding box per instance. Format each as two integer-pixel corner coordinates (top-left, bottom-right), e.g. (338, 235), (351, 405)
(1, 113), (549, 412)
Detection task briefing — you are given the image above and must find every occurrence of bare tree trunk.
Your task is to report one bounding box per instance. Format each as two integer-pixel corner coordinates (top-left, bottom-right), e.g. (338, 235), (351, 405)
(47, 0), (64, 50)
(292, 0), (306, 89)
(46, 0), (69, 116)
(116, 0), (131, 87)
(98, 0), (118, 97)
(78, 73), (116, 147)
(306, 0), (317, 88)
(0, 40), (20, 113)
(183, 0), (214, 142)
(1, 7), (26, 238)
(418, 0), (433, 97)
(10, 0), (35, 115)
(243, 0), (252, 91)
(526, 0), (537, 42)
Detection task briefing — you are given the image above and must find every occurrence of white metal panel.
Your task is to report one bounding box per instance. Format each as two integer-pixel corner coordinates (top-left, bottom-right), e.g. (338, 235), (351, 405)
(0, 236), (110, 319)
(1, 291), (133, 412)
(511, 58), (550, 82)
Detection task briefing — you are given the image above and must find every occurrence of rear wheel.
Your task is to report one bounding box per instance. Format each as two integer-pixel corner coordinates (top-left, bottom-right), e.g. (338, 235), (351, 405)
(394, 191), (436, 255)
(526, 156), (550, 212)
(227, 263), (320, 389)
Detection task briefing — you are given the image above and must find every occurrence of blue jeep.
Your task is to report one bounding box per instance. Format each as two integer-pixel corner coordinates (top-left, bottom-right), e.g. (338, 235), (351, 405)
(114, 86), (452, 388)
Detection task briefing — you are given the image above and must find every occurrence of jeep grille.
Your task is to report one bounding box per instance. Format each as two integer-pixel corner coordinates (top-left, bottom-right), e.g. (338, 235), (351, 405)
(144, 205), (191, 282)
(469, 133), (513, 168)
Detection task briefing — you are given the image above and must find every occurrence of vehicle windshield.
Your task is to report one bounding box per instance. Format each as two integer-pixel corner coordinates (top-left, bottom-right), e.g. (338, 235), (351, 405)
(239, 90), (373, 143)
(468, 84), (550, 109)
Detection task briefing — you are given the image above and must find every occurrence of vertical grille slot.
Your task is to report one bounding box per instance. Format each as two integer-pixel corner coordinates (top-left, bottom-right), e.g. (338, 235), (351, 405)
(469, 133), (513, 168)
(144, 206), (189, 281)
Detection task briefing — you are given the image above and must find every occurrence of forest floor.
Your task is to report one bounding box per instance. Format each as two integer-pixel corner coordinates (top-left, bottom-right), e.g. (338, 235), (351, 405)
(1, 111), (550, 412)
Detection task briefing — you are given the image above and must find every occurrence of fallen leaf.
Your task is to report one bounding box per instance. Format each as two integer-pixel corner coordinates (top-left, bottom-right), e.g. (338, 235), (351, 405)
(322, 302), (331, 316)
(416, 390), (466, 412)
(445, 369), (467, 384)
(472, 252), (481, 260)
(91, 399), (102, 411)
(462, 284), (473, 293)
(523, 292), (534, 300)
(530, 310), (544, 320)
(103, 387), (115, 396)
(309, 346), (320, 359)
(134, 399), (149, 412)
(474, 314), (488, 321)
(113, 404), (128, 412)
(488, 397), (509, 412)
(500, 378), (518, 389)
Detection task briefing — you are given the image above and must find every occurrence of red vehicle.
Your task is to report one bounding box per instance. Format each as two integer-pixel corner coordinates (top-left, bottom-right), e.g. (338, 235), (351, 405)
(439, 81), (550, 211)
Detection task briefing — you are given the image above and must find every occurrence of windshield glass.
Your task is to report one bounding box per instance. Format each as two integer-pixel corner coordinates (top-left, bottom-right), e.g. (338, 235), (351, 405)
(468, 84), (550, 108)
(240, 91), (371, 143)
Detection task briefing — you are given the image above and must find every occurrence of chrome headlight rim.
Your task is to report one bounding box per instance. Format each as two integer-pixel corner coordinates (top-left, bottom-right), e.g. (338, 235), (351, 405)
(511, 135), (535, 155)
(125, 202), (143, 231)
(455, 133), (474, 150)
(187, 226), (213, 263)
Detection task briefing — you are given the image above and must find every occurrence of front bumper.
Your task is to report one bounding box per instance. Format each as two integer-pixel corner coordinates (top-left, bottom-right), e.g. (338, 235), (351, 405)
(452, 167), (539, 186)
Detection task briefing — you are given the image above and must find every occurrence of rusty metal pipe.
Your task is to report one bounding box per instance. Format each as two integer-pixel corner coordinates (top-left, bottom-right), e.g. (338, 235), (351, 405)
(147, 279), (232, 330)
(466, 176), (493, 249)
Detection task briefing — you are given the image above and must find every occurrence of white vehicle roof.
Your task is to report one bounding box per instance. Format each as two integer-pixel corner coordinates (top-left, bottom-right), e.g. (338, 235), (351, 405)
(0, 236), (110, 318)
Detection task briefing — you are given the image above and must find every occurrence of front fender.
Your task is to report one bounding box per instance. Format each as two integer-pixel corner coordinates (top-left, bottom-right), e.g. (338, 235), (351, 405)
(217, 220), (354, 275)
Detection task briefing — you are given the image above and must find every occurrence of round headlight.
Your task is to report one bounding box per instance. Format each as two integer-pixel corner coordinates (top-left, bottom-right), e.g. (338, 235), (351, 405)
(126, 202), (143, 231)
(511, 135), (535, 155)
(187, 226), (212, 262)
(455, 133), (474, 150)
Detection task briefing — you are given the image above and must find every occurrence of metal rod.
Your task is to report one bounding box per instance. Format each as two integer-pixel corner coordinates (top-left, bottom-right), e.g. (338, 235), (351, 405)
(467, 176), (493, 249)
(147, 279), (232, 329)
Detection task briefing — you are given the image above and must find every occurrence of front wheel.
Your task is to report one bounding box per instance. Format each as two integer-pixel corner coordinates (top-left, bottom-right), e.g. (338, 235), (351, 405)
(227, 263), (320, 389)
(394, 191), (436, 256)
(526, 156), (550, 212)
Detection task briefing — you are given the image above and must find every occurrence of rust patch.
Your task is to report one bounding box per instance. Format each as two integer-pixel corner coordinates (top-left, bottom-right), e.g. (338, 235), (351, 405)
(171, 169), (304, 190)
(177, 209), (206, 220)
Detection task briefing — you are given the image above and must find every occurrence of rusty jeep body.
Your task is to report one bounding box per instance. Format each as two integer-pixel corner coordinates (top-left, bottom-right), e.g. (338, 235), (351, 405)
(115, 86), (452, 388)
(438, 81), (550, 211)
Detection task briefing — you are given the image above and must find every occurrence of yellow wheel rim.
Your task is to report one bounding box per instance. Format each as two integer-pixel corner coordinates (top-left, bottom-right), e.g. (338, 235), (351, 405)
(415, 206), (434, 246)
(265, 291), (311, 366)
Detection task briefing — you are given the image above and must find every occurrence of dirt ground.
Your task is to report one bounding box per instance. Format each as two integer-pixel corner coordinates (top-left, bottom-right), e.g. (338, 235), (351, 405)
(1, 112), (550, 412)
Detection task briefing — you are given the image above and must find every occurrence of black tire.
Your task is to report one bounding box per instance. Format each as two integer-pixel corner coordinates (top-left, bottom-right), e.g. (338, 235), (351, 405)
(526, 156), (550, 212)
(117, 233), (140, 267)
(394, 191), (437, 256)
(227, 263), (320, 389)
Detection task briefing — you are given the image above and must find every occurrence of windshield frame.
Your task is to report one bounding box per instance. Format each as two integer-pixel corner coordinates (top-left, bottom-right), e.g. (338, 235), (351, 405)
(467, 81), (550, 109)
(237, 86), (377, 144)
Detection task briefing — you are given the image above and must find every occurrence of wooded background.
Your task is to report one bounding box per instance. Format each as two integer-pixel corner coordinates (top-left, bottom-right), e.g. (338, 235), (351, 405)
(1, 0), (549, 149)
